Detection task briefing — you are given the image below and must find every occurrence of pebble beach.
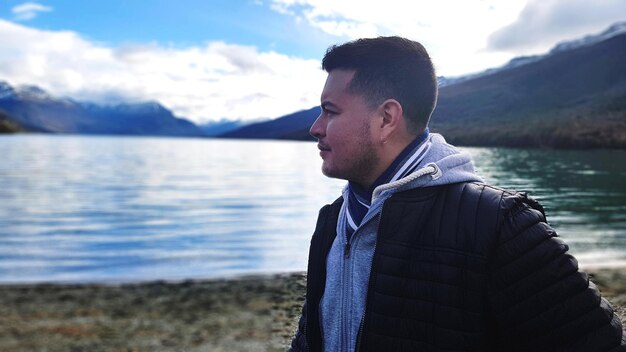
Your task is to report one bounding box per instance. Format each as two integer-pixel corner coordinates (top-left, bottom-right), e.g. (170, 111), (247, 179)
(0, 269), (624, 352)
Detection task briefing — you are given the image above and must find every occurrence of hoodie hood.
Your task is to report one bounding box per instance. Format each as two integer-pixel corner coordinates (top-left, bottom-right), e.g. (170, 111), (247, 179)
(371, 133), (483, 203)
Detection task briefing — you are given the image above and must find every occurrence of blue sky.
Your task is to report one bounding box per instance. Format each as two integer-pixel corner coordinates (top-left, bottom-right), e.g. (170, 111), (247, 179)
(0, 0), (335, 58)
(0, 0), (624, 123)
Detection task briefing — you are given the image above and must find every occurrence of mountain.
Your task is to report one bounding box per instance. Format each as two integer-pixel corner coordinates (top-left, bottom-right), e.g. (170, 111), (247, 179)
(80, 101), (205, 136)
(199, 119), (253, 136)
(0, 82), (95, 133)
(221, 107), (319, 140)
(430, 32), (626, 148)
(439, 21), (626, 87)
(221, 23), (626, 148)
(0, 82), (205, 137)
(550, 21), (626, 54)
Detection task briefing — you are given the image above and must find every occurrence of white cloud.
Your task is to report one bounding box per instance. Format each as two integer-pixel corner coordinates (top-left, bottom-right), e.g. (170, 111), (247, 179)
(269, 0), (528, 76)
(0, 20), (327, 123)
(268, 0), (624, 76)
(487, 0), (626, 54)
(11, 2), (52, 21)
(1, 1), (622, 123)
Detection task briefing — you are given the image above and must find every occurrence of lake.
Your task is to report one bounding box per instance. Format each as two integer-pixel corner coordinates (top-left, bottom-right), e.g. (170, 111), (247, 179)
(0, 135), (625, 283)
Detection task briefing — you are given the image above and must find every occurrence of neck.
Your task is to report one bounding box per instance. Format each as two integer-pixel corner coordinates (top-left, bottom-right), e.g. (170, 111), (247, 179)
(352, 128), (430, 194)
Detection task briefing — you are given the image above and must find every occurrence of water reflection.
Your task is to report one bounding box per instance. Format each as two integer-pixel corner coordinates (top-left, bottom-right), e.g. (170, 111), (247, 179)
(0, 135), (345, 283)
(465, 147), (626, 267)
(0, 135), (623, 283)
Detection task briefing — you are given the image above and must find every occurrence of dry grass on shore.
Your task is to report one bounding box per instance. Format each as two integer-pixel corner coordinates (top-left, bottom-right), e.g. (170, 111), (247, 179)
(0, 269), (624, 352)
(0, 273), (307, 352)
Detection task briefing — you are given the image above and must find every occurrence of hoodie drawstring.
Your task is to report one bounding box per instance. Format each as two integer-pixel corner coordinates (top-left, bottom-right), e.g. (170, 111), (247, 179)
(371, 163), (440, 203)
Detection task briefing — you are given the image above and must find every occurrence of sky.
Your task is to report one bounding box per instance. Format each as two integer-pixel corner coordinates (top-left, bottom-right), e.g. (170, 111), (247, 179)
(0, 0), (624, 124)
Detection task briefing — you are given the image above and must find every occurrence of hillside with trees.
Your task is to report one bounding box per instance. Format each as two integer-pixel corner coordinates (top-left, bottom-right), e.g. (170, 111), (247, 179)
(221, 29), (626, 149)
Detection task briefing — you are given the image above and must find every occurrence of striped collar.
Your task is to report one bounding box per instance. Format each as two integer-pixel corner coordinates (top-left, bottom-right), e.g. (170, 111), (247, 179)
(345, 128), (430, 236)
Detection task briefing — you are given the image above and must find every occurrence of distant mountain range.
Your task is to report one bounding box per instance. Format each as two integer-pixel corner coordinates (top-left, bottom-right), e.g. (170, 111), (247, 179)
(431, 27), (626, 148)
(0, 83), (204, 137)
(220, 107), (319, 140)
(199, 119), (260, 136)
(438, 22), (626, 87)
(222, 22), (626, 148)
(1, 23), (625, 148)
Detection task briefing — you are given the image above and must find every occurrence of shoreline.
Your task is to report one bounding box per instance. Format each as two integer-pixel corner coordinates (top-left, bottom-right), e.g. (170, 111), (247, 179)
(0, 269), (624, 351)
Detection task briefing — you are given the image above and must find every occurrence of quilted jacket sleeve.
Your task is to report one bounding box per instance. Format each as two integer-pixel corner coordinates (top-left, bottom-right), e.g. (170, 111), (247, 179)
(488, 193), (626, 351)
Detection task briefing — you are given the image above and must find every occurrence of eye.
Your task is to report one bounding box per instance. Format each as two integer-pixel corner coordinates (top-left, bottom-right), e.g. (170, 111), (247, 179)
(323, 107), (337, 116)
(320, 102), (339, 117)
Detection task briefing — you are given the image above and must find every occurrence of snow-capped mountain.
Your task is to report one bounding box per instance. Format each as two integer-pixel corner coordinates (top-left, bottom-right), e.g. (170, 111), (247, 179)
(439, 21), (626, 87)
(15, 85), (54, 101)
(0, 81), (205, 136)
(550, 22), (626, 54)
(0, 81), (16, 99)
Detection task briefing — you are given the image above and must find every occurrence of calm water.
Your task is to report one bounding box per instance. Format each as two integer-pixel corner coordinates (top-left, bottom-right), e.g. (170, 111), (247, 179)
(0, 135), (625, 283)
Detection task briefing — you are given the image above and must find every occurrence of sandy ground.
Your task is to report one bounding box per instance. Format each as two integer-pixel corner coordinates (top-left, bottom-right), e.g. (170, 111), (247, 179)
(0, 269), (624, 352)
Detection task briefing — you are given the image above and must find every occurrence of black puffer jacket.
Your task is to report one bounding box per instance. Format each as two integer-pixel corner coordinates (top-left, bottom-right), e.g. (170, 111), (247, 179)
(290, 182), (626, 351)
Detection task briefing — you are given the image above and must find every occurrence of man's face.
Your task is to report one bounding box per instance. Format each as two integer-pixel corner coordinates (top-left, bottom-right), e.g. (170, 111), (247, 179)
(309, 69), (380, 187)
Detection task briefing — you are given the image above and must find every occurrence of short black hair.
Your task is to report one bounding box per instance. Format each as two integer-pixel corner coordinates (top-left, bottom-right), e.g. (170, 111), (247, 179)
(322, 36), (437, 134)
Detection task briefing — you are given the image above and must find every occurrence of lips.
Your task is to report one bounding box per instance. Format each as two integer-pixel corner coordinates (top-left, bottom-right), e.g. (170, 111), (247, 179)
(317, 142), (330, 158)
(317, 143), (331, 152)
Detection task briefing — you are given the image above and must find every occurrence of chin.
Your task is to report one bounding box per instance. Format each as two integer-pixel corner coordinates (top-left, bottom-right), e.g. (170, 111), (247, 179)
(321, 164), (338, 178)
(321, 165), (346, 181)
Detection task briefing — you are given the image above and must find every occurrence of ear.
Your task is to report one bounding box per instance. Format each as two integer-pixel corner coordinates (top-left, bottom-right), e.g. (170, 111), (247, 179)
(378, 99), (404, 142)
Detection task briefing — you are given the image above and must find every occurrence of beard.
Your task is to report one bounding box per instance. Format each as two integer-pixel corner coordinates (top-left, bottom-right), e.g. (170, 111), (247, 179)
(321, 124), (379, 188)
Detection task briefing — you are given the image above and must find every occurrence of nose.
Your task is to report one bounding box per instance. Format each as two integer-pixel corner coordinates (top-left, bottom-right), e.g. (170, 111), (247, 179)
(309, 112), (326, 139)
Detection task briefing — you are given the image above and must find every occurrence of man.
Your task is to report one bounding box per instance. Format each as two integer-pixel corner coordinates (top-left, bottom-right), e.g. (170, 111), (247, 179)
(290, 36), (625, 351)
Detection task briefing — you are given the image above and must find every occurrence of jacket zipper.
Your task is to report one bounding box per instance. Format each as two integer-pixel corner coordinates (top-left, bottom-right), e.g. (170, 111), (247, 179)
(355, 206), (384, 352)
(342, 230), (352, 351)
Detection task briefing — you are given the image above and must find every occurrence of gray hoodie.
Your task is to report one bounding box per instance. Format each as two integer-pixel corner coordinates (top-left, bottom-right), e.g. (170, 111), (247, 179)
(319, 133), (484, 351)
